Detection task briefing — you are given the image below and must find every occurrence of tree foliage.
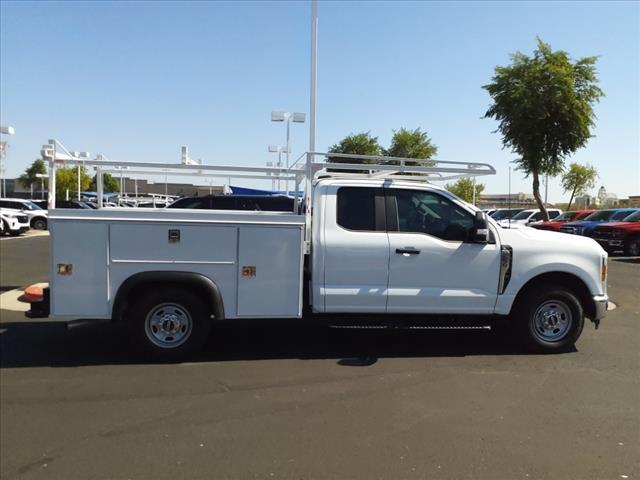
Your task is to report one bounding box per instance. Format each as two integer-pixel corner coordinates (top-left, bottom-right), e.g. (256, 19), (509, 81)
(445, 178), (485, 204)
(483, 38), (603, 220)
(328, 132), (381, 164)
(18, 159), (47, 189)
(328, 128), (438, 172)
(89, 172), (119, 193)
(384, 128), (437, 165)
(55, 166), (92, 200)
(561, 162), (598, 210)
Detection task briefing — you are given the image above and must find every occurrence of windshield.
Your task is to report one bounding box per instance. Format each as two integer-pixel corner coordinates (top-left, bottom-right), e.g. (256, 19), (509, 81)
(490, 209), (523, 220)
(23, 201), (43, 210)
(554, 211), (576, 221)
(511, 210), (534, 220)
(612, 210), (634, 221)
(622, 211), (640, 222)
(584, 210), (615, 221)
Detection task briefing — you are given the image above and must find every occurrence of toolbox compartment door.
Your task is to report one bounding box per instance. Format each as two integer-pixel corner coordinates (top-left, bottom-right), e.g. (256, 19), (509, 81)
(236, 226), (303, 317)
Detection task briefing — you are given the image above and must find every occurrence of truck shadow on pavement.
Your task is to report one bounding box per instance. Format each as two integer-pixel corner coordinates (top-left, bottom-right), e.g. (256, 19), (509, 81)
(0, 320), (549, 369)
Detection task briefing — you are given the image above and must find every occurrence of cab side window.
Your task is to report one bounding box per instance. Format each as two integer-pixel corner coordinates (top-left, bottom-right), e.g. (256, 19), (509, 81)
(390, 189), (474, 242)
(337, 187), (378, 231)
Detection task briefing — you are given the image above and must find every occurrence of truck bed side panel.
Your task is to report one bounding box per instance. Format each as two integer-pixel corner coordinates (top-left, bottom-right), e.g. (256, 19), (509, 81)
(109, 223), (239, 317)
(237, 226), (304, 317)
(50, 220), (109, 317)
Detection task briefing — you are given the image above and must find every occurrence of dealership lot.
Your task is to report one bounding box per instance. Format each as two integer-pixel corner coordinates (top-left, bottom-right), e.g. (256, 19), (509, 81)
(1, 235), (638, 480)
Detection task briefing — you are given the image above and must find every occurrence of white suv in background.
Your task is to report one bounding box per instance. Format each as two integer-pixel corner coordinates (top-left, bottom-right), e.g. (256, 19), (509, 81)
(0, 209), (30, 236)
(0, 198), (48, 230)
(497, 208), (563, 229)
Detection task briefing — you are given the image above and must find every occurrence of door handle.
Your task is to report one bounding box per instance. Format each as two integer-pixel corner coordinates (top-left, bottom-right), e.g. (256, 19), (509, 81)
(396, 248), (420, 255)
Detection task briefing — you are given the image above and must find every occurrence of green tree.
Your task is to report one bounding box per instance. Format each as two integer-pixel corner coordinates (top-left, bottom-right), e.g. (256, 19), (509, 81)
(18, 159), (47, 189)
(89, 172), (119, 193)
(483, 38), (603, 220)
(384, 127), (437, 166)
(561, 162), (598, 210)
(445, 178), (485, 204)
(55, 166), (92, 200)
(328, 132), (381, 164)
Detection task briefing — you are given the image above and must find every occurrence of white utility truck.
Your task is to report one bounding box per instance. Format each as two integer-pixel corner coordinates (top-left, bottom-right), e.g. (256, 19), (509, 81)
(26, 153), (608, 358)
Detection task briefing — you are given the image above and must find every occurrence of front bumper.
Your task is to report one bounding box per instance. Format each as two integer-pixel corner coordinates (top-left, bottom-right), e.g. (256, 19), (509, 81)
(594, 238), (622, 248)
(592, 294), (608, 321)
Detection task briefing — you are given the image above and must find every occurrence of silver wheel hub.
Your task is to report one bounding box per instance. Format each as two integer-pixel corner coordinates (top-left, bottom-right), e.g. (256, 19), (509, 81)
(145, 303), (192, 349)
(531, 300), (572, 342)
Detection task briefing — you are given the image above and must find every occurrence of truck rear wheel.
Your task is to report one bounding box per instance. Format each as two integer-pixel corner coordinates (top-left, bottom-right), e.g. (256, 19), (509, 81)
(514, 285), (584, 353)
(128, 287), (211, 360)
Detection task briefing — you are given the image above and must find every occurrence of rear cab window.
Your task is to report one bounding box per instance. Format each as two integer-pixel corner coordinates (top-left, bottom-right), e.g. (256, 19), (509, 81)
(336, 187), (381, 231)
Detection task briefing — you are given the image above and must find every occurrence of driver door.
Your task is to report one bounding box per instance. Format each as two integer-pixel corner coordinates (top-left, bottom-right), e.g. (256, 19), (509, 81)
(385, 187), (500, 314)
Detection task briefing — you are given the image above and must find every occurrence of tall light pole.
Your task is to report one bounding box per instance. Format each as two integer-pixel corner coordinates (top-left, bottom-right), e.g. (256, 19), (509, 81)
(271, 111), (305, 194)
(266, 161), (276, 190)
(268, 145), (288, 192)
(0, 125), (15, 197)
(36, 173), (47, 200)
(309, 0), (318, 157)
(70, 151), (90, 201)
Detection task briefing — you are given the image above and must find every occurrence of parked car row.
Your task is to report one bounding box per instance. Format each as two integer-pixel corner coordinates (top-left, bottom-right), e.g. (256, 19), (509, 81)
(0, 198), (49, 230)
(481, 206), (640, 256)
(534, 208), (640, 256)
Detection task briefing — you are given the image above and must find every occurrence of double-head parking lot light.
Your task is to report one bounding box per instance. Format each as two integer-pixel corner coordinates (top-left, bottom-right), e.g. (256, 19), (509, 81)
(271, 111), (305, 195)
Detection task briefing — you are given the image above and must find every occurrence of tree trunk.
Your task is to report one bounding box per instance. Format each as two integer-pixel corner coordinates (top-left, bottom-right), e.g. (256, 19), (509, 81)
(567, 186), (576, 211)
(532, 171), (549, 221)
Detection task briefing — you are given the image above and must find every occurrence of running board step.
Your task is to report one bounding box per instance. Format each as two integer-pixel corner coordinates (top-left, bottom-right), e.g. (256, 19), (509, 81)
(329, 324), (491, 331)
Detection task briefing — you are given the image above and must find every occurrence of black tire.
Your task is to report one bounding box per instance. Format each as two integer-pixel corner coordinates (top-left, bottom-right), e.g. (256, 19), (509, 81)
(513, 284), (584, 353)
(32, 217), (47, 230)
(127, 287), (211, 360)
(625, 236), (640, 257)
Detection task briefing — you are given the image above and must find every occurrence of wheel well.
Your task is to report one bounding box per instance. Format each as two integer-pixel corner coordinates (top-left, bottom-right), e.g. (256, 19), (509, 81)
(112, 272), (225, 323)
(31, 216), (47, 226)
(512, 272), (594, 319)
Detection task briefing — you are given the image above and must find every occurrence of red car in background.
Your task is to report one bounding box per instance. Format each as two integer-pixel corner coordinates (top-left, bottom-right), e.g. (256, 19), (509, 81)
(532, 210), (595, 232)
(591, 210), (640, 255)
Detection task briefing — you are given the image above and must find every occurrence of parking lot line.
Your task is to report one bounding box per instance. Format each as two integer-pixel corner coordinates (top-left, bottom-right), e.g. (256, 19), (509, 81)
(0, 230), (50, 241)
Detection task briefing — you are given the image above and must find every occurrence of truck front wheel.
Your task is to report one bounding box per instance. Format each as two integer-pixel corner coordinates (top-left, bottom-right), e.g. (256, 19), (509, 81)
(128, 287), (211, 360)
(514, 285), (584, 353)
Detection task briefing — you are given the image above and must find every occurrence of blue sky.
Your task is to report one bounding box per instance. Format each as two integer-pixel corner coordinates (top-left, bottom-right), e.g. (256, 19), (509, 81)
(1, 0), (638, 201)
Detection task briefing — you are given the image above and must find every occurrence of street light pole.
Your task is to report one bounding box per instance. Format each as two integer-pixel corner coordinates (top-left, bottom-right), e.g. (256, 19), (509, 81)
(70, 151), (90, 202)
(271, 112), (305, 195)
(0, 125), (16, 198)
(310, 0), (318, 156)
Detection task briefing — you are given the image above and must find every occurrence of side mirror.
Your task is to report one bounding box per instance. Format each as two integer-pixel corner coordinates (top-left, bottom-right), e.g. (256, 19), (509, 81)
(473, 211), (489, 243)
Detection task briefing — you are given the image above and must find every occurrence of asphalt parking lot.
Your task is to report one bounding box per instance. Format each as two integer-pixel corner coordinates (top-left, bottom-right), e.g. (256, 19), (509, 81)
(1, 233), (638, 480)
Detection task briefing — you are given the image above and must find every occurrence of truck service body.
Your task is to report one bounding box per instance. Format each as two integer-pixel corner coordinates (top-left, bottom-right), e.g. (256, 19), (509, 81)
(27, 152), (608, 357)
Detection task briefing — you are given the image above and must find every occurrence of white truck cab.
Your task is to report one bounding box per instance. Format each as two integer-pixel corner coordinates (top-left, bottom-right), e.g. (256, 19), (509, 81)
(26, 153), (608, 359)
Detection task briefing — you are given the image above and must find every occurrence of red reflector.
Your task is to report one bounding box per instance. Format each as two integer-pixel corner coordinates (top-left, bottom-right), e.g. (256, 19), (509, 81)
(23, 284), (44, 303)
